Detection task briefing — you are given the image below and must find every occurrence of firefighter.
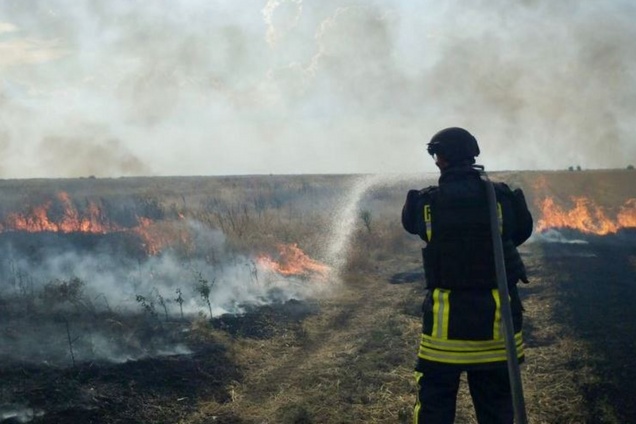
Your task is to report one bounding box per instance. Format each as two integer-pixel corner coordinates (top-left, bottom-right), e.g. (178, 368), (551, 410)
(402, 127), (533, 424)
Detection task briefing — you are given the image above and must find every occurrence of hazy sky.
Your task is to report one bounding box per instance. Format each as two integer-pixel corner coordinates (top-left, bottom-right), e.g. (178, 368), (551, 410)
(0, 0), (635, 177)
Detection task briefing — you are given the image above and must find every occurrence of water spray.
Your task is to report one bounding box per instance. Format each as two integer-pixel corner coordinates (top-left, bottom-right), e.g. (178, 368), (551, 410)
(324, 173), (437, 280)
(323, 174), (382, 279)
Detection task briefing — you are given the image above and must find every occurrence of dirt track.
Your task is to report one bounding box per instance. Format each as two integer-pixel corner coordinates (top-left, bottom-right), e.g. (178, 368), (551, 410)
(181, 236), (636, 423)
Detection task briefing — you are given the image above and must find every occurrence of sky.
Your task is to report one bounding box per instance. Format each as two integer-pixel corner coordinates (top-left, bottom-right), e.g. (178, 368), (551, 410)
(0, 0), (635, 177)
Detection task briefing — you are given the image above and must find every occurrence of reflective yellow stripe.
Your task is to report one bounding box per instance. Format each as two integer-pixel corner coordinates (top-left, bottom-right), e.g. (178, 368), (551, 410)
(421, 332), (522, 347)
(497, 202), (503, 234)
(441, 290), (450, 339)
(418, 347), (524, 365)
(420, 345), (523, 357)
(418, 332), (524, 364)
(423, 204), (432, 241)
(492, 289), (502, 340)
(413, 371), (423, 424)
(431, 289), (450, 340)
(431, 288), (440, 337)
(421, 338), (523, 353)
(432, 289), (450, 339)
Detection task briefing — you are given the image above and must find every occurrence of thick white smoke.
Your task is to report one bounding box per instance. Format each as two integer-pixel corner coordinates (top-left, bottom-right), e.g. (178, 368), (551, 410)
(0, 222), (321, 317)
(0, 221), (325, 364)
(0, 0), (635, 176)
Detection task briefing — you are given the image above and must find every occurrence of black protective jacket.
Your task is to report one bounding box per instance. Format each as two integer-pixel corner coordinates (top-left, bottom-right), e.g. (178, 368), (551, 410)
(402, 166), (533, 370)
(403, 166), (533, 288)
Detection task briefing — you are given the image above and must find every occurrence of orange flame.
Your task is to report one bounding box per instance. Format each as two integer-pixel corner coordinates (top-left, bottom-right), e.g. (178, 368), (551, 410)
(132, 218), (192, 256)
(0, 192), (190, 255)
(5, 193), (119, 234)
(536, 196), (636, 235)
(618, 199), (636, 228)
(257, 244), (330, 277)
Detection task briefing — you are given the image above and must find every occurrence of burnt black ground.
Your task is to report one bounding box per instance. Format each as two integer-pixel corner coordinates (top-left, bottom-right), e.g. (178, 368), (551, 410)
(210, 299), (320, 339)
(538, 234), (636, 423)
(0, 342), (241, 424)
(0, 298), (323, 424)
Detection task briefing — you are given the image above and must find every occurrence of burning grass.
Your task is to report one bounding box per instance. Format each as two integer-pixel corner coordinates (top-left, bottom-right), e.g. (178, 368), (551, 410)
(536, 196), (636, 235)
(0, 191), (194, 256)
(257, 243), (331, 278)
(0, 175), (347, 422)
(1, 171), (635, 423)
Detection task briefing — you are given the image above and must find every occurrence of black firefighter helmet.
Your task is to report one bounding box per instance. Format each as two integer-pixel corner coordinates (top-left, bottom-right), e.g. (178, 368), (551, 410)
(427, 127), (480, 165)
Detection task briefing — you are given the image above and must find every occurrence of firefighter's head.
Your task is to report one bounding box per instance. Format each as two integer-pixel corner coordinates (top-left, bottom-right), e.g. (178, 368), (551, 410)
(427, 127), (480, 169)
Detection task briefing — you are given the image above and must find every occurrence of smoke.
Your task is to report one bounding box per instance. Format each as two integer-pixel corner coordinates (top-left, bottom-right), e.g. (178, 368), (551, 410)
(0, 0), (635, 177)
(39, 126), (150, 177)
(0, 221), (324, 364)
(263, 0), (304, 47)
(0, 405), (44, 424)
(1, 222), (322, 316)
(530, 229), (588, 245)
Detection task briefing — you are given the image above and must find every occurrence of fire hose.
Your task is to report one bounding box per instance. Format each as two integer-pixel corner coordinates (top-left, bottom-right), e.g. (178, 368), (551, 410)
(479, 167), (529, 424)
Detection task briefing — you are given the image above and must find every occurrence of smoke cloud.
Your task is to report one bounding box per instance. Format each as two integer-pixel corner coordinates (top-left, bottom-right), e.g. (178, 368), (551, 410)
(39, 126), (150, 177)
(0, 0), (635, 177)
(0, 221), (325, 364)
(0, 222), (322, 316)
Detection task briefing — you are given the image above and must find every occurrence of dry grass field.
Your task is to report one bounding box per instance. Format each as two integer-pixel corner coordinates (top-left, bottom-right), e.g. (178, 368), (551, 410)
(0, 169), (635, 423)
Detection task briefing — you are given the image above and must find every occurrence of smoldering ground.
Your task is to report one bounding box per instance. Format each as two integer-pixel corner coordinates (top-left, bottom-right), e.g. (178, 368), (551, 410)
(0, 221), (326, 365)
(0, 0), (635, 178)
(0, 171), (418, 366)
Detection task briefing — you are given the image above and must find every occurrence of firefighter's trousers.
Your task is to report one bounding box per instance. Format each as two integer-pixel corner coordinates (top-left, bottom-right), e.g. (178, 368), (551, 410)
(414, 366), (513, 424)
